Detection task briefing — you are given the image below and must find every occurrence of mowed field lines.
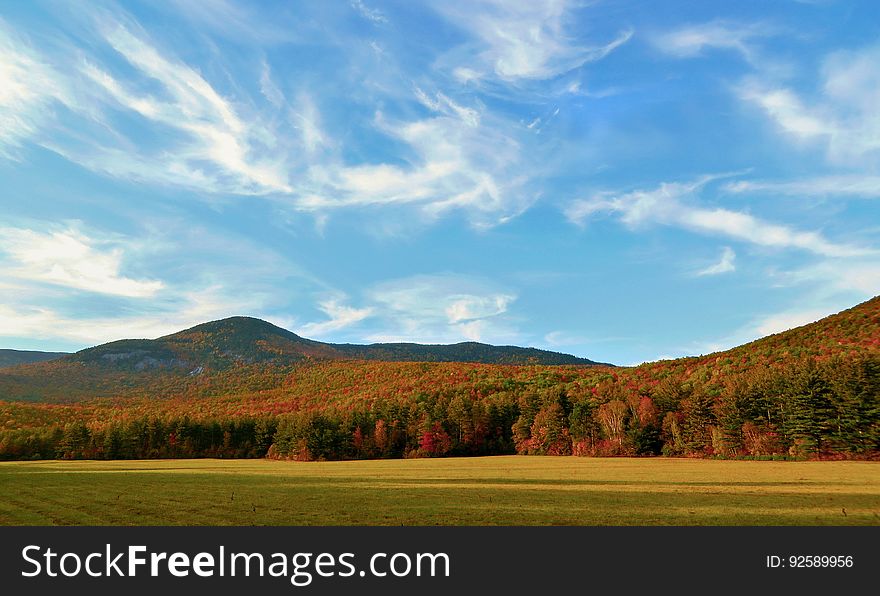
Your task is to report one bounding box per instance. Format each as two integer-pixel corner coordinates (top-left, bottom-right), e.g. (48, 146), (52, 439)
(1, 457), (878, 526)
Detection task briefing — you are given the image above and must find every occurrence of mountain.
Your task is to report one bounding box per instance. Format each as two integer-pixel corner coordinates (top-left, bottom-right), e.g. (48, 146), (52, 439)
(0, 316), (604, 401)
(69, 317), (341, 371)
(334, 341), (603, 366)
(0, 296), (877, 460)
(67, 316), (603, 370)
(0, 349), (67, 369)
(0, 296), (875, 405)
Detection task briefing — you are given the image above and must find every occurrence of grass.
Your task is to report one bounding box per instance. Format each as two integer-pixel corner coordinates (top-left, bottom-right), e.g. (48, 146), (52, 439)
(0, 456), (878, 526)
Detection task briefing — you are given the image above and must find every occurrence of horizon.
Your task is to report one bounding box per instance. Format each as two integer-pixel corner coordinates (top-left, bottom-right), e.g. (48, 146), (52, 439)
(2, 1), (879, 365)
(6, 294), (868, 367)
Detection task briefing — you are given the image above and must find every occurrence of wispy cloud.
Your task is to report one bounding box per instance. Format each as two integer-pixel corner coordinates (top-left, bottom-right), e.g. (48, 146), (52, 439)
(776, 259), (880, 297)
(565, 176), (870, 258)
(433, 0), (632, 82)
(296, 298), (373, 338)
(365, 274), (518, 343)
(296, 89), (532, 227)
(696, 246), (736, 276)
(351, 0), (387, 24)
(739, 85), (832, 139)
(543, 330), (585, 347)
(651, 20), (774, 61)
(81, 23), (291, 194)
(0, 217), (335, 348)
(165, 0), (299, 44)
(0, 287), (261, 345)
(1, 7), (545, 228)
(0, 21), (73, 158)
(740, 43), (880, 164)
(725, 175), (880, 198)
(0, 225), (163, 298)
(259, 60), (284, 108)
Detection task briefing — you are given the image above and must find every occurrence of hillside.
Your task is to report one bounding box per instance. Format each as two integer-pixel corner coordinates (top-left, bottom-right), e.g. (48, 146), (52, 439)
(0, 316), (602, 402)
(621, 295), (880, 387)
(69, 317), (340, 371)
(0, 350), (67, 369)
(0, 296), (876, 461)
(334, 341), (605, 366)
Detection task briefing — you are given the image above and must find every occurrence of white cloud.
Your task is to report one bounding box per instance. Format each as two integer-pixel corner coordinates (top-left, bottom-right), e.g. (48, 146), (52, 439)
(295, 90), (532, 227)
(0, 16), (294, 196)
(432, 0), (632, 81)
(290, 93), (328, 155)
(259, 60), (284, 108)
(365, 274), (518, 343)
(0, 8), (545, 229)
(696, 246), (736, 276)
(778, 259), (880, 297)
(543, 330), (585, 347)
(565, 176), (870, 258)
(452, 67), (482, 84)
(296, 298), (373, 337)
(0, 218), (336, 349)
(0, 225), (163, 298)
(739, 85), (832, 139)
(652, 21), (772, 60)
(81, 24), (291, 194)
(0, 22), (73, 157)
(740, 44), (880, 164)
(166, 0), (298, 45)
(725, 175), (880, 198)
(351, 0), (387, 24)
(0, 287), (261, 345)
(414, 87), (480, 127)
(445, 294), (513, 323)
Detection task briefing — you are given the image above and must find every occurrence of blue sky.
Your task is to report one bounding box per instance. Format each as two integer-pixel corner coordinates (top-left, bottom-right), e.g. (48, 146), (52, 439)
(1, 0), (879, 365)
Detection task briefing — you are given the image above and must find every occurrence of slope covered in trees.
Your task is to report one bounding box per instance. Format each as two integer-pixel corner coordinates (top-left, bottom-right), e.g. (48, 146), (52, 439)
(0, 317), (603, 403)
(0, 296), (877, 461)
(0, 350), (67, 369)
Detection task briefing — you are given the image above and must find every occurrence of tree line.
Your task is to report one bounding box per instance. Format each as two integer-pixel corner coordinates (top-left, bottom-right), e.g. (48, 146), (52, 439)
(0, 354), (877, 461)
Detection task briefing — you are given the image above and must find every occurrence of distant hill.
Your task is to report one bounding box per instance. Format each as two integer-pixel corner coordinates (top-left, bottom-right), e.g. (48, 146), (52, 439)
(0, 349), (67, 369)
(0, 316), (604, 401)
(68, 317), (341, 371)
(334, 341), (603, 366)
(66, 316), (603, 370)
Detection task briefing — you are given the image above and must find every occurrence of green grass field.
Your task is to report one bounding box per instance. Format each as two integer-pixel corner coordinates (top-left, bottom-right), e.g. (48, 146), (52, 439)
(1, 457), (878, 525)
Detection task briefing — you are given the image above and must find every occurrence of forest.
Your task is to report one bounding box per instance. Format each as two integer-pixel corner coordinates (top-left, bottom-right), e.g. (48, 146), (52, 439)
(0, 296), (878, 461)
(0, 354), (877, 461)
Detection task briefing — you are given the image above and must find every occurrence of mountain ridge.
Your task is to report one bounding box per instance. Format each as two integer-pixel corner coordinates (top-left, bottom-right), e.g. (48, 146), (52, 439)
(1, 296), (876, 404)
(0, 316), (607, 402)
(0, 349), (68, 369)
(0, 296), (876, 461)
(63, 315), (606, 369)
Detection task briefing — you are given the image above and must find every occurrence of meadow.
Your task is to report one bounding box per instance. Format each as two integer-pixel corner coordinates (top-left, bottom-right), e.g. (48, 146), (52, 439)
(1, 456), (878, 526)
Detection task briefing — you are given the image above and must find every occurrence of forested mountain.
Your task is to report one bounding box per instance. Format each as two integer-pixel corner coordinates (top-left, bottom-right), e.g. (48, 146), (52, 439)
(0, 296), (877, 461)
(334, 341), (603, 365)
(72, 316), (604, 368)
(0, 316), (603, 402)
(68, 317), (341, 370)
(0, 350), (67, 369)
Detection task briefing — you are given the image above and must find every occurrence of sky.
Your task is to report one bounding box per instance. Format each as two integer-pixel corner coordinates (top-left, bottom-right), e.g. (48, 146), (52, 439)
(1, 0), (879, 365)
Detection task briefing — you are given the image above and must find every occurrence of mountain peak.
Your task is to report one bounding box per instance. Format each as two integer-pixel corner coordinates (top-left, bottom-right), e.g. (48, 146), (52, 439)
(162, 316), (303, 341)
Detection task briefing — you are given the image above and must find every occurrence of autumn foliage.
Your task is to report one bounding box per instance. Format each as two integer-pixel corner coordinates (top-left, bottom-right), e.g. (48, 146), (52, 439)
(0, 296), (878, 461)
